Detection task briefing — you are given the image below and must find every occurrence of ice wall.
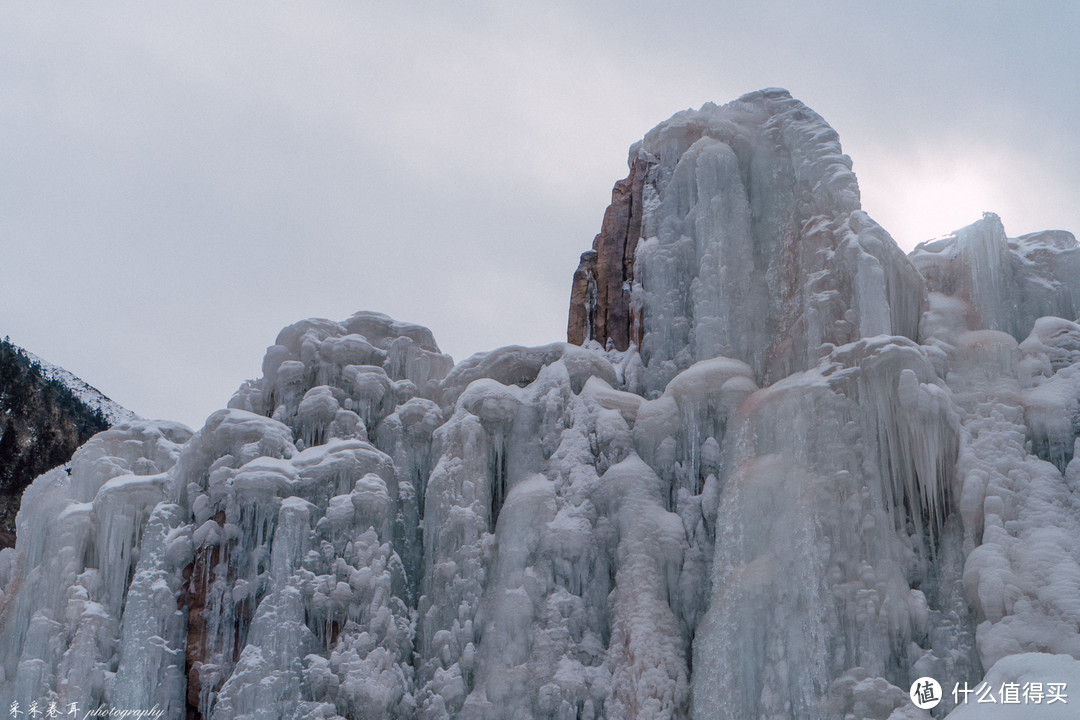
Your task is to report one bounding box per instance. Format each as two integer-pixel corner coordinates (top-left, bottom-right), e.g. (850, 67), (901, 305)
(4, 91), (1080, 719)
(569, 89), (926, 392)
(0, 420), (192, 715)
(910, 213), (1080, 342)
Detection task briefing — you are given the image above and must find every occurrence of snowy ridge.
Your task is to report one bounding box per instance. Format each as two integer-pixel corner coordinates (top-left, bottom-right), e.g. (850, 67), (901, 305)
(25, 350), (139, 426)
(3, 92), (1080, 719)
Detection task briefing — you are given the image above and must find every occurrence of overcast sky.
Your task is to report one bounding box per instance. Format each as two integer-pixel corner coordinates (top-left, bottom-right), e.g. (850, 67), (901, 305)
(2, 1), (1078, 430)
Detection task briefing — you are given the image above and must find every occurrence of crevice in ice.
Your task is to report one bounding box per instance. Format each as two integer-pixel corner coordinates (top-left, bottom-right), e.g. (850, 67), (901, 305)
(488, 431), (508, 535)
(585, 270), (598, 345)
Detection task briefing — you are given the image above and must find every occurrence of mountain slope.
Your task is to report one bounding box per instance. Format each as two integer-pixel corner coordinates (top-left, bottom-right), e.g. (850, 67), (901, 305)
(0, 338), (136, 546)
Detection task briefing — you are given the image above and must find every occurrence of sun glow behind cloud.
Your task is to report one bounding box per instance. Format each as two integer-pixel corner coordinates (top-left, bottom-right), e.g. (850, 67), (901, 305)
(855, 142), (1077, 252)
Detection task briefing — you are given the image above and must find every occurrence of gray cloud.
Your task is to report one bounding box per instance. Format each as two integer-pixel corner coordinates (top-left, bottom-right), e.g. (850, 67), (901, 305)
(1, 1), (1077, 429)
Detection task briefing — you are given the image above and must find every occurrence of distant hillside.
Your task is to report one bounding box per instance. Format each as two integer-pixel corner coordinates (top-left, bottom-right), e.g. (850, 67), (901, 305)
(0, 337), (135, 547)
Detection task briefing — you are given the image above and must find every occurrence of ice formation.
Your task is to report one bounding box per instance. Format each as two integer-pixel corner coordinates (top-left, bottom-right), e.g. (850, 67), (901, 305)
(3, 89), (1080, 719)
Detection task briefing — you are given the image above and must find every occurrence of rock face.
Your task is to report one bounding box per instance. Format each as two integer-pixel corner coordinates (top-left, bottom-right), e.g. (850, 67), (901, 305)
(4, 90), (1080, 720)
(567, 155), (649, 351)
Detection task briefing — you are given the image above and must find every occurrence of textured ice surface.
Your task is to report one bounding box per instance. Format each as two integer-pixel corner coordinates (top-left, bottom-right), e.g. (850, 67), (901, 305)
(910, 214), (1080, 342)
(0, 420), (191, 713)
(3, 91), (1080, 719)
(630, 89), (924, 392)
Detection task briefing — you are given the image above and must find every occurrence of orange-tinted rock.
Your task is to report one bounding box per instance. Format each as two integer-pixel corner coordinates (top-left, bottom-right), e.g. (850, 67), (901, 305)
(184, 511), (228, 720)
(184, 546), (214, 719)
(567, 156), (649, 350)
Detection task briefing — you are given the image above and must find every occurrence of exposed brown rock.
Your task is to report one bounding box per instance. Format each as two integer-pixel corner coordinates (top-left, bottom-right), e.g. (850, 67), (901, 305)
(185, 548), (214, 719)
(184, 511), (225, 720)
(182, 507), (262, 720)
(567, 250), (598, 344)
(567, 156), (649, 350)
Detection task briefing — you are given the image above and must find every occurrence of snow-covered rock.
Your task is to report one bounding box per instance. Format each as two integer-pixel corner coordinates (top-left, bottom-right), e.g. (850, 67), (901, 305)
(25, 350), (139, 426)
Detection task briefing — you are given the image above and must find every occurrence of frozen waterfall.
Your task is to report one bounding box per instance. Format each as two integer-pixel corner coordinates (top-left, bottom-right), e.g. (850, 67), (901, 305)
(4, 89), (1080, 719)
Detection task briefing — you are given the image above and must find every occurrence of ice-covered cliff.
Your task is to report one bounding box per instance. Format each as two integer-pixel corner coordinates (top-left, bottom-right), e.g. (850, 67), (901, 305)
(3, 89), (1080, 719)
